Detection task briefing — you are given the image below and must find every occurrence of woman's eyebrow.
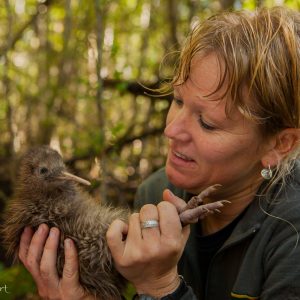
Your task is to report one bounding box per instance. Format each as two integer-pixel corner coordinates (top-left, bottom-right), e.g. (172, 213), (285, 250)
(173, 90), (183, 100)
(173, 94), (181, 100)
(173, 84), (225, 115)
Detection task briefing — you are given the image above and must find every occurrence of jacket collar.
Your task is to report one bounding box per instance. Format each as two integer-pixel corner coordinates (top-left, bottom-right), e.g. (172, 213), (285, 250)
(223, 159), (300, 249)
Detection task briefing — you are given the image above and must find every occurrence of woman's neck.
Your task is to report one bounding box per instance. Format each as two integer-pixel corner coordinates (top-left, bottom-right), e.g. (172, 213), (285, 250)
(200, 177), (264, 235)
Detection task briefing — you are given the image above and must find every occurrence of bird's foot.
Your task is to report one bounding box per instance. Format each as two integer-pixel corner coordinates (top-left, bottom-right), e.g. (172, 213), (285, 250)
(179, 184), (230, 225)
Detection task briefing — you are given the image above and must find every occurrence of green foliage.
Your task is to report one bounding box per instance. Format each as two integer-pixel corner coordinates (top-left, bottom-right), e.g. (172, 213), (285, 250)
(0, 262), (136, 300)
(0, 263), (36, 300)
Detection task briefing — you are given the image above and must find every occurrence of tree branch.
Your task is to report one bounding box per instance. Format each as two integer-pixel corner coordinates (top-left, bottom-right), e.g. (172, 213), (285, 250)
(65, 127), (165, 165)
(0, 0), (54, 57)
(103, 78), (173, 101)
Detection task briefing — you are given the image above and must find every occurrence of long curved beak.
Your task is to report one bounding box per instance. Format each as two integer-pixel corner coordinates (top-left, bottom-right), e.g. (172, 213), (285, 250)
(60, 171), (91, 186)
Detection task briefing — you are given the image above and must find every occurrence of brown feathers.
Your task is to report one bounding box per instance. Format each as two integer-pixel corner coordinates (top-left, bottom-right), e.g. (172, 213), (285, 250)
(1, 146), (129, 299)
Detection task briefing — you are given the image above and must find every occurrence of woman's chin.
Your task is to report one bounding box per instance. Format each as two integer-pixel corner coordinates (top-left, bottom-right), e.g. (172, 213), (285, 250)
(166, 164), (199, 191)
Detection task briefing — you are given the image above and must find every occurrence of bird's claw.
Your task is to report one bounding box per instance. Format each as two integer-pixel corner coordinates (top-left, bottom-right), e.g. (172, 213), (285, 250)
(184, 184), (222, 210)
(179, 184), (230, 226)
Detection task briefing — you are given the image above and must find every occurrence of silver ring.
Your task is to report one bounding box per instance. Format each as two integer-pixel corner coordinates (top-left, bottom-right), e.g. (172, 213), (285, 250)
(140, 219), (159, 229)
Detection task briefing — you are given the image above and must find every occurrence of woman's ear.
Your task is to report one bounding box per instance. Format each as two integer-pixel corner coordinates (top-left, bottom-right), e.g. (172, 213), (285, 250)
(261, 128), (300, 168)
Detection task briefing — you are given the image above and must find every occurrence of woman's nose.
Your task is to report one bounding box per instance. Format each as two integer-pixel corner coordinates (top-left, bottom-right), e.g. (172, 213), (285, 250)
(164, 110), (190, 142)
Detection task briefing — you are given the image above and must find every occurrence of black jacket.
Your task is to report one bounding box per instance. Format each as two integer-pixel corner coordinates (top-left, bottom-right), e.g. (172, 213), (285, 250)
(134, 162), (300, 299)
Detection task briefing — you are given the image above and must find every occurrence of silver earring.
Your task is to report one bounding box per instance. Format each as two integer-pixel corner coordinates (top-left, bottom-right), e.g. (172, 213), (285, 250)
(261, 165), (273, 180)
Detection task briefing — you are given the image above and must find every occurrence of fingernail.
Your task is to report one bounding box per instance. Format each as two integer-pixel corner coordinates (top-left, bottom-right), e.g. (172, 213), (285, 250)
(168, 189), (175, 196)
(65, 239), (72, 249)
(37, 224), (44, 234)
(50, 227), (57, 237)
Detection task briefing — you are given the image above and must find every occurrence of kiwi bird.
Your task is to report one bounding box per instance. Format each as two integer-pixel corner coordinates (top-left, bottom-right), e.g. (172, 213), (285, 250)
(1, 146), (128, 299)
(1, 146), (229, 299)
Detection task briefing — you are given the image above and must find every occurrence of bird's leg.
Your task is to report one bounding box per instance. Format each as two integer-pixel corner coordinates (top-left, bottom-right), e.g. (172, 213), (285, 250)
(179, 184), (231, 225)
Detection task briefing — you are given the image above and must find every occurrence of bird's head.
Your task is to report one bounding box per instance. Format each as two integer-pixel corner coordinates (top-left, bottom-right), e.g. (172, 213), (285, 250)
(18, 146), (90, 191)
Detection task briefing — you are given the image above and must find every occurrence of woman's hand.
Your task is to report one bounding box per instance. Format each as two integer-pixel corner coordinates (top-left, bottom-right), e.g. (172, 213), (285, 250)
(106, 190), (190, 298)
(18, 224), (94, 300)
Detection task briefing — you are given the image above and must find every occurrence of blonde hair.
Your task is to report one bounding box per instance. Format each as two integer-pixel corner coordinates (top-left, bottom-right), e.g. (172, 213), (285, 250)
(172, 6), (300, 185)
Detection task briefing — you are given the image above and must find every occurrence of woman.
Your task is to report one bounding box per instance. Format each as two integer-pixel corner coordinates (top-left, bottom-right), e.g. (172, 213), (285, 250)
(19, 6), (300, 300)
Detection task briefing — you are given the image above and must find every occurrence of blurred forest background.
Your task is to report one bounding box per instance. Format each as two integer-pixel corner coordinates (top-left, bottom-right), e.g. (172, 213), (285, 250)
(0, 0), (299, 299)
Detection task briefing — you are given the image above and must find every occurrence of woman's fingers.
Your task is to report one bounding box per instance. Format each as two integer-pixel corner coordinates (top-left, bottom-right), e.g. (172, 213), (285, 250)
(107, 218), (129, 262)
(19, 224), (94, 300)
(158, 201), (190, 245)
(60, 238), (88, 299)
(25, 224), (49, 279)
(40, 227), (60, 291)
(157, 201), (182, 239)
(20, 224), (50, 298)
(139, 204), (160, 241)
(111, 202), (189, 295)
(19, 226), (34, 263)
(63, 239), (79, 282)
(163, 189), (187, 213)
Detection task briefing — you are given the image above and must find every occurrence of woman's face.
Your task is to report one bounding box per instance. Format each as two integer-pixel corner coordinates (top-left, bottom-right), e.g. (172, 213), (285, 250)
(165, 53), (268, 195)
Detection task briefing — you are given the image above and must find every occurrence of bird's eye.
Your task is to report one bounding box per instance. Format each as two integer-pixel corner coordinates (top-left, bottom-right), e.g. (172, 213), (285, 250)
(40, 167), (49, 175)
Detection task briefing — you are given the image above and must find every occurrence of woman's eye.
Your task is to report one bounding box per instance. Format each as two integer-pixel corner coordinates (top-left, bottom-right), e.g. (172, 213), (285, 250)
(173, 98), (183, 106)
(199, 116), (216, 131)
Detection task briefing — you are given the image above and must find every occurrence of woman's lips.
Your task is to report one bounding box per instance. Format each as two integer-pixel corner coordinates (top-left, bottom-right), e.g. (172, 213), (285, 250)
(173, 150), (193, 161)
(168, 150), (196, 167)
